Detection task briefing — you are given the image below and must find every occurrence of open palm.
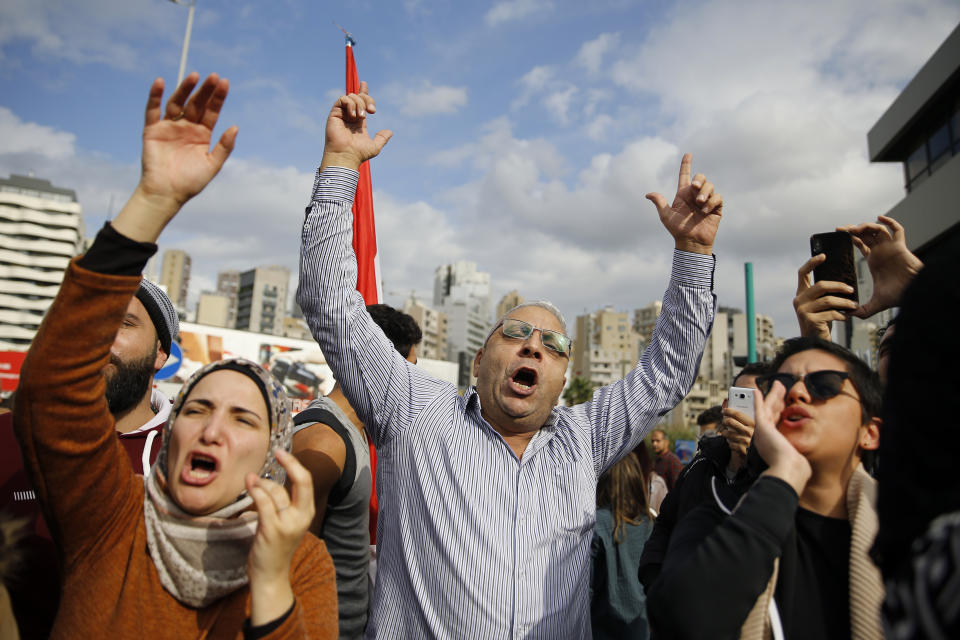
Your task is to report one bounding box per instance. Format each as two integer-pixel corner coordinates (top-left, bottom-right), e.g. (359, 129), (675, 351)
(139, 73), (237, 209)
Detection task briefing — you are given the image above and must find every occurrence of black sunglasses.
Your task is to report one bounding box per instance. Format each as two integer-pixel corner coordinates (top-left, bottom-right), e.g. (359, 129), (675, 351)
(756, 370), (858, 402)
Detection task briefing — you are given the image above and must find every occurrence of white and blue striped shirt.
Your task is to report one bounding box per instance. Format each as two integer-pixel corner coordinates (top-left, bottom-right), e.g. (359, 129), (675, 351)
(297, 167), (717, 639)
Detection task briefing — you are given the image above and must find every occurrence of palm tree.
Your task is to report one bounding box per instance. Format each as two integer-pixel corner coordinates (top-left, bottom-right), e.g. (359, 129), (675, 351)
(563, 376), (598, 406)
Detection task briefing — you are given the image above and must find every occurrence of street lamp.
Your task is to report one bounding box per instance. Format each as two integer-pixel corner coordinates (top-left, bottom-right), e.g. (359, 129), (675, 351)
(169, 0), (197, 86)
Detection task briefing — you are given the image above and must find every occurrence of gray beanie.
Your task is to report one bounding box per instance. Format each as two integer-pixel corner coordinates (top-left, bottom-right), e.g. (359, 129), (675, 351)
(135, 279), (179, 354)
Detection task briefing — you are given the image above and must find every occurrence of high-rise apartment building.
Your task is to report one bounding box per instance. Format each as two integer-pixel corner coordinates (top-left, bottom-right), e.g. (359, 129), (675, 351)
(433, 261), (492, 388)
(434, 261), (492, 320)
(403, 298), (450, 361)
(495, 290), (524, 320)
(571, 306), (642, 387)
(0, 175), (84, 350)
(235, 266), (289, 336)
(633, 301), (663, 346)
(216, 269), (240, 328)
(160, 249), (191, 309)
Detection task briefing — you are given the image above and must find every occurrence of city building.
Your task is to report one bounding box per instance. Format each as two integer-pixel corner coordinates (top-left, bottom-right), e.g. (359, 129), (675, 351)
(235, 266), (290, 336)
(402, 297), (450, 362)
(495, 290), (524, 320)
(159, 249), (191, 309)
(216, 269), (240, 328)
(196, 292), (232, 328)
(633, 301), (663, 347)
(867, 22), (960, 264)
(0, 174), (84, 350)
(730, 310), (776, 365)
(571, 306), (642, 387)
(433, 261), (492, 388)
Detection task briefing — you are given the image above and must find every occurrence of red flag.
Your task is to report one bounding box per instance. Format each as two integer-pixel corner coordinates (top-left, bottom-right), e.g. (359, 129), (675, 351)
(345, 34), (381, 546)
(346, 39), (382, 306)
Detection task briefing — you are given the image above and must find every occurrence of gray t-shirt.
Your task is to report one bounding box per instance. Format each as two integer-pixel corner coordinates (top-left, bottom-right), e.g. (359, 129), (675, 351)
(294, 396), (372, 639)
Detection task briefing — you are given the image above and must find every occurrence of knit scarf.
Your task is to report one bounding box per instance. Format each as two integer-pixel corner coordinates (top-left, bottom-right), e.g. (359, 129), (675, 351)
(144, 464), (259, 608)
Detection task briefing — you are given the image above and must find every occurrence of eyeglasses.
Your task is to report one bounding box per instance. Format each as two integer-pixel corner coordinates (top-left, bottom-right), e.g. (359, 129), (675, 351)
(499, 318), (572, 355)
(756, 370), (858, 402)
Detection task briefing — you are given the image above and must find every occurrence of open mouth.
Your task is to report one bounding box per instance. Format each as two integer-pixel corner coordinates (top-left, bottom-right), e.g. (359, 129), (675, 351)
(511, 367), (538, 390)
(779, 406), (810, 427)
(186, 452), (219, 480)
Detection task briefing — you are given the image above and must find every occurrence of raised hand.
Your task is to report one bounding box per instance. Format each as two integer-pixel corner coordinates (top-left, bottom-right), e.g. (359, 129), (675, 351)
(837, 215), (923, 318)
(112, 72), (237, 244)
(793, 254), (858, 340)
(246, 449), (315, 626)
(753, 382), (811, 496)
(320, 80), (393, 172)
(645, 153), (723, 255)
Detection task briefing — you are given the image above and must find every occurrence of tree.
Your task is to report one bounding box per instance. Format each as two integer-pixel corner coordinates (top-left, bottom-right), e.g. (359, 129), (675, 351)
(563, 376), (598, 406)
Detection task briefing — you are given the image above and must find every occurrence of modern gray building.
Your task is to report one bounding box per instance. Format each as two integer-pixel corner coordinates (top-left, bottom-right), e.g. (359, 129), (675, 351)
(235, 266), (289, 336)
(867, 22), (960, 262)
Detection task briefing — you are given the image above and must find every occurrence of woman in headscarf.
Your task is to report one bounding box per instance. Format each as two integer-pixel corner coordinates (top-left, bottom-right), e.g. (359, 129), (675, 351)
(12, 72), (337, 638)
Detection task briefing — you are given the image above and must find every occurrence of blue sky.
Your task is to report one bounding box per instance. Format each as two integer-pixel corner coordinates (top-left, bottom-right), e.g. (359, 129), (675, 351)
(2, 0), (958, 337)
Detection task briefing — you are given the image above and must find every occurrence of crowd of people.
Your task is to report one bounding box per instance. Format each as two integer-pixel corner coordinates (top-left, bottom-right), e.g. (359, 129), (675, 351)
(0, 69), (956, 640)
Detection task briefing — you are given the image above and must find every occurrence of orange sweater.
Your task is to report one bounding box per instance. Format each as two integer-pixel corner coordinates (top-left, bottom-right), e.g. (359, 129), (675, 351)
(13, 261), (338, 639)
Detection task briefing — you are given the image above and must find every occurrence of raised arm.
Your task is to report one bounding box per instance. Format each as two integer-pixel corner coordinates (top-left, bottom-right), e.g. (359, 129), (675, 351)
(13, 73), (236, 557)
(298, 85), (445, 447)
(581, 154), (720, 472)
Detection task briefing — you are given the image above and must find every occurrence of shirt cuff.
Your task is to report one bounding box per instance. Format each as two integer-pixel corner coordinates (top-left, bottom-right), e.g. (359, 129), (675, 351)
(670, 249), (715, 290)
(77, 222), (157, 276)
(311, 166), (359, 203)
(242, 600), (296, 640)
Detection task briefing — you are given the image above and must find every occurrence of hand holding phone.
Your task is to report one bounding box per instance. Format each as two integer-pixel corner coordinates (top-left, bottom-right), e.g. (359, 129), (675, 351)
(810, 231), (859, 304)
(727, 387), (756, 422)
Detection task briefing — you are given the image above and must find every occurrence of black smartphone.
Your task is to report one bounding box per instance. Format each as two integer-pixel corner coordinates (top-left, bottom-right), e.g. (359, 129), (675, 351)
(810, 231), (858, 304)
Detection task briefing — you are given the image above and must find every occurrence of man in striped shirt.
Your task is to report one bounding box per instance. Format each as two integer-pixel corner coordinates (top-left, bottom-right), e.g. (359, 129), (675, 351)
(297, 84), (721, 639)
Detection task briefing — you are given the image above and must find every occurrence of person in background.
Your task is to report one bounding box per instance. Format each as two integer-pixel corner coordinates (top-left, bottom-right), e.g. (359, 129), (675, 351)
(696, 405), (722, 439)
(638, 362), (769, 592)
(634, 443), (667, 514)
(650, 429), (683, 491)
(291, 303), (421, 639)
(590, 452), (655, 640)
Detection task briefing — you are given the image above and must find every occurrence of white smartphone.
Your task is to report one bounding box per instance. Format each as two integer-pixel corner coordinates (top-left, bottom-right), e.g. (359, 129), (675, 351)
(728, 387), (756, 421)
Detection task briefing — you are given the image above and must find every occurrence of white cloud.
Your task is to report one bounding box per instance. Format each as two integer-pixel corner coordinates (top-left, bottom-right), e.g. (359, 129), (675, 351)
(0, 107), (75, 159)
(0, 0), (180, 71)
(512, 65), (555, 109)
(543, 86), (578, 126)
(575, 32), (621, 74)
(485, 0), (554, 27)
(393, 81), (468, 116)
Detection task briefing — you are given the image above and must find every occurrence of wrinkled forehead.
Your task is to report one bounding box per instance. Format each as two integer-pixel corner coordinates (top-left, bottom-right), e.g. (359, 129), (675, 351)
(507, 306), (565, 334)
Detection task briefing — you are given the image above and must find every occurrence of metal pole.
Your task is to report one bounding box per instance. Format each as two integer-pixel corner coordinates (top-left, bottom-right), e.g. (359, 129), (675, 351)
(176, 2), (196, 86)
(745, 262), (757, 363)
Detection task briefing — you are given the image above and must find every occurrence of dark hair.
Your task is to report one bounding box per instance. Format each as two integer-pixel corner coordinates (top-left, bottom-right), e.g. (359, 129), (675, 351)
(597, 453), (650, 543)
(633, 442), (654, 479)
(875, 254), (958, 578)
(733, 361), (772, 387)
(366, 304), (422, 359)
(769, 336), (881, 424)
(697, 405), (723, 427)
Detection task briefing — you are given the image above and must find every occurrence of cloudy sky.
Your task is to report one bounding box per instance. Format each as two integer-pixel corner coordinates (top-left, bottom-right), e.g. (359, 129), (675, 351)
(2, 0), (957, 338)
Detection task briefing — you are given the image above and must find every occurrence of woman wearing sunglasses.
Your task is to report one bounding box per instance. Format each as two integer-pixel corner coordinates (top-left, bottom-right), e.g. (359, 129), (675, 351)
(647, 337), (884, 640)
(13, 73), (337, 638)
